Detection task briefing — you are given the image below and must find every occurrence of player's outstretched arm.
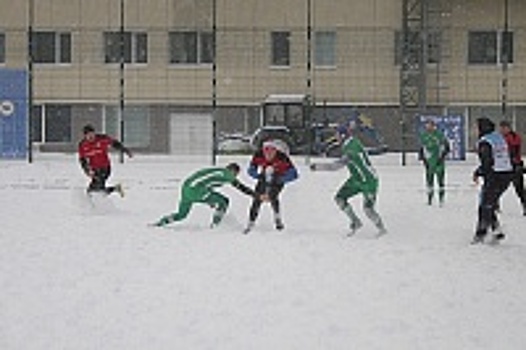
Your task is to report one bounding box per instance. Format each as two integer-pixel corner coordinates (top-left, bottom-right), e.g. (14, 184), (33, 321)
(232, 179), (257, 197)
(310, 157), (346, 171)
(111, 139), (133, 158)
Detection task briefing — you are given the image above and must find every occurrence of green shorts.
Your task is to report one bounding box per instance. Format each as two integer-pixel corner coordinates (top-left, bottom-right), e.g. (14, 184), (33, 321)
(335, 178), (378, 200)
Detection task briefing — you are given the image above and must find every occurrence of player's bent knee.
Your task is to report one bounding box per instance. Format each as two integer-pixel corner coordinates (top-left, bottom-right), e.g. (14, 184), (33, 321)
(219, 197), (229, 210)
(335, 197), (347, 209)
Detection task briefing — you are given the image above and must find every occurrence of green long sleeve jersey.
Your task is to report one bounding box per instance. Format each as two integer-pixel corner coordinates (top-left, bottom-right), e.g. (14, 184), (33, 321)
(182, 167), (254, 200)
(419, 130), (449, 167)
(341, 136), (378, 184)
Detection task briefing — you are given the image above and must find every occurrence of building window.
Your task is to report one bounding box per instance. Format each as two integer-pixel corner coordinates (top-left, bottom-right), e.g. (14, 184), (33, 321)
(32, 32), (71, 64)
(200, 32), (214, 64)
(31, 105), (43, 142)
(0, 33), (5, 63)
(468, 30), (513, 65)
(315, 31), (336, 67)
(395, 30), (441, 65)
(104, 31), (148, 64)
(104, 106), (150, 148)
(468, 31), (496, 64)
(271, 31), (290, 66)
(45, 105), (72, 143)
(169, 31), (213, 64)
(501, 31), (513, 64)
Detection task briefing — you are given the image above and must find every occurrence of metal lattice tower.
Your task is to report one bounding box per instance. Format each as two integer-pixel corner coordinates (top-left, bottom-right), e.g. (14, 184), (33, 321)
(399, 0), (450, 165)
(427, 0), (451, 106)
(400, 0), (426, 113)
(400, 0), (426, 165)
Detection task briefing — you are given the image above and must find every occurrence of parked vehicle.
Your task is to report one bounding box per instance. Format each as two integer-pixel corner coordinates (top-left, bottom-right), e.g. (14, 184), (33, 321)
(255, 94), (388, 156)
(250, 126), (294, 154)
(217, 133), (253, 154)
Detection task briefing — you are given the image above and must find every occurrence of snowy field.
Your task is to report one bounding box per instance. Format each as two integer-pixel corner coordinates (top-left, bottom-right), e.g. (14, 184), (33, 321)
(1, 152), (526, 350)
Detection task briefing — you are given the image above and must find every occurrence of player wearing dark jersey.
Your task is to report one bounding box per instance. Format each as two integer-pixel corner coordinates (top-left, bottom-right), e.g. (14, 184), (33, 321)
(78, 124), (132, 196)
(499, 120), (526, 215)
(472, 118), (514, 244)
(243, 140), (298, 234)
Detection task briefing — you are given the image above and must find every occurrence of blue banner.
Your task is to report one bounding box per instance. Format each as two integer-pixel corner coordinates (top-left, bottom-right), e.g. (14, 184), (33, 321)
(417, 114), (466, 161)
(0, 69), (28, 159)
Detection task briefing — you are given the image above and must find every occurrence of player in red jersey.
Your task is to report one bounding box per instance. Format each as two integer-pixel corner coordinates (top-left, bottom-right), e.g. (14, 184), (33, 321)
(78, 124), (132, 196)
(243, 140), (298, 233)
(499, 120), (526, 215)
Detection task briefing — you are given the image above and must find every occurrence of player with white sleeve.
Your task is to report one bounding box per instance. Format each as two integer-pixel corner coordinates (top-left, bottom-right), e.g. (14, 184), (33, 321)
(311, 120), (387, 237)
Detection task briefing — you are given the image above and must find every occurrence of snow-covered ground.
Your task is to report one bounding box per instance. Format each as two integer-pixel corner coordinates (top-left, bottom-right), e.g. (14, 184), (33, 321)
(1, 152), (526, 350)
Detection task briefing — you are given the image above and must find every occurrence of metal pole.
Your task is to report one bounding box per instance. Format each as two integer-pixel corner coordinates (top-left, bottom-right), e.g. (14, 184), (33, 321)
(306, 0), (312, 94)
(501, 0), (509, 121)
(420, 0), (428, 112)
(27, 0), (34, 163)
(212, 0), (217, 165)
(400, 0), (409, 166)
(119, 0), (125, 163)
(305, 0), (313, 164)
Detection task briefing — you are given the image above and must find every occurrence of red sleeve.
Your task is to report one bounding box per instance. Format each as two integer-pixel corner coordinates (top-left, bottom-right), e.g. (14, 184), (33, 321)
(100, 135), (114, 147)
(250, 151), (266, 168)
(506, 133), (522, 164)
(271, 152), (295, 176)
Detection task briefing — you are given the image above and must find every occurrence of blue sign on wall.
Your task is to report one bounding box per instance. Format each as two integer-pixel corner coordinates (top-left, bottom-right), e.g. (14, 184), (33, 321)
(417, 114), (466, 161)
(0, 69), (28, 159)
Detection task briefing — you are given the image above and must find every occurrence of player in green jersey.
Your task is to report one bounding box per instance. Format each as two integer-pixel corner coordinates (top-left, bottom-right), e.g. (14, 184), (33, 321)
(419, 120), (450, 206)
(153, 163), (258, 228)
(310, 121), (387, 236)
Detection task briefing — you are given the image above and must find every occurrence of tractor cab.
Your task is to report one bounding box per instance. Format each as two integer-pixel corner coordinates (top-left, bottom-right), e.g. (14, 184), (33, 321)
(259, 94), (311, 153)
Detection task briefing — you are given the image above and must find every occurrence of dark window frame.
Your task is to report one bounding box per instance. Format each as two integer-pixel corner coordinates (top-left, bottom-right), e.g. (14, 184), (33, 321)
(468, 30), (513, 65)
(169, 30), (214, 65)
(501, 30), (514, 64)
(314, 30), (336, 67)
(44, 104), (72, 143)
(271, 31), (291, 67)
(31, 105), (43, 143)
(0, 32), (5, 63)
(103, 31), (148, 64)
(104, 105), (151, 148)
(32, 31), (72, 64)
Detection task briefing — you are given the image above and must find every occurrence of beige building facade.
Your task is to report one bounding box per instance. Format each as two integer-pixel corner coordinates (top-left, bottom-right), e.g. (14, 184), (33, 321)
(0, 0), (525, 153)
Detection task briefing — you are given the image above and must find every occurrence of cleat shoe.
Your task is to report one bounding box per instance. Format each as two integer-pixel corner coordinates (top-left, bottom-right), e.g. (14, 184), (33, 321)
(347, 221), (363, 237)
(275, 219), (284, 231)
(115, 184), (125, 197)
(376, 227), (388, 237)
(488, 233), (506, 245)
(491, 222), (504, 235)
(470, 235), (485, 245)
(211, 209), (225, 227)
(243, 221), (254, 234)
(153, 217), (170, 227)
